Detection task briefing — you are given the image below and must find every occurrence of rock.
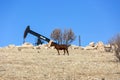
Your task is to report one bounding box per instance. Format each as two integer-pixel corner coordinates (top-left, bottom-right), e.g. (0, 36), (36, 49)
(39, 44), (49, 49)
(84, 46), (96, 50)
(7, 44), (16, 48)
(84, 42), (96, 50)
(69, 45), (82, 49)
(96, 41), (104, 47)
(21, 42), (34, 48)
(34, 46), (41, 49)
(95, 41), (105, 52)
(89, 42), (95, 47)
(104, 44), (112, 52)
(105, 44), (111, 47)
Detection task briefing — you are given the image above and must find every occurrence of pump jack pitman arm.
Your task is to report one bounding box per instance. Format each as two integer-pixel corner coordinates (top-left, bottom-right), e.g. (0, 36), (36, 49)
(23, 26), (50, 44)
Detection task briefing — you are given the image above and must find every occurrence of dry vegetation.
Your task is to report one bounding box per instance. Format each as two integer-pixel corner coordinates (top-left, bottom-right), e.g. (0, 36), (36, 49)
(0, 47), (120, 80)
(109, 33), (120, 61)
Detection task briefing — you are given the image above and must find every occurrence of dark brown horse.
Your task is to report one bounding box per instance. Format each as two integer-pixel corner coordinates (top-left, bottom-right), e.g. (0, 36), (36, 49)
(50, 42), (70, 55)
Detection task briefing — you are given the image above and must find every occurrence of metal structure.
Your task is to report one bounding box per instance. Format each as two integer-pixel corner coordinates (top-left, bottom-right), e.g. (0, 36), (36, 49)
(23, 26), (51, 45)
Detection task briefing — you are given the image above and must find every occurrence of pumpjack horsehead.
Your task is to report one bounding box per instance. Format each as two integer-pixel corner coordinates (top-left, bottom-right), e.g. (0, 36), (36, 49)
(24, 26), (69, 55)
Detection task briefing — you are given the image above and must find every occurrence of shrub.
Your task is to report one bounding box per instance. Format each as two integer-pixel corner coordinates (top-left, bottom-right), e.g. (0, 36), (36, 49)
(108, 33), (120, 61)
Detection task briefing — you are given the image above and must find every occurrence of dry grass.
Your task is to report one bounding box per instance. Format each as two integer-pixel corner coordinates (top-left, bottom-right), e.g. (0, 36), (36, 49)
(0, 47), (120, 80)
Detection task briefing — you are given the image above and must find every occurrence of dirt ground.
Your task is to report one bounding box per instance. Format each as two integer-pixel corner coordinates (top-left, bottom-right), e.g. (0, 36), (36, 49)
(0, 47), (120, 80)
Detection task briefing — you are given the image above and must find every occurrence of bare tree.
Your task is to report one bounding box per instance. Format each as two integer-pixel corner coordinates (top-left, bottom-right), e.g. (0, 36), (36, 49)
(51, 28), (76, 45)
(109, 33), (120, 61)
(63, 29), (76, 45)
(50, 29), (62, 44)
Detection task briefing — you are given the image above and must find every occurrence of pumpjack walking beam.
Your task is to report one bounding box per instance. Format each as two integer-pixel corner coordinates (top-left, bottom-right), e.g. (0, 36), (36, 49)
(23, 26), (50, 44)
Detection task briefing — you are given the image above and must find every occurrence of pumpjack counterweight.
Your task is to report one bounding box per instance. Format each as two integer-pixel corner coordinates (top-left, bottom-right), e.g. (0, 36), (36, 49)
(23, 26), (50, 45)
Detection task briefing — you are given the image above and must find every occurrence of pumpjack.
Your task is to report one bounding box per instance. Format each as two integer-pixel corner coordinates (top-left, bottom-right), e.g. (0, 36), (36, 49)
(23, 26), (51, 45)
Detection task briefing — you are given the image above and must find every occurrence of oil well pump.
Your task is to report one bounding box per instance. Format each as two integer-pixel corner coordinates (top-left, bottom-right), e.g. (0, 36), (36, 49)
(23, 26), (51, 45)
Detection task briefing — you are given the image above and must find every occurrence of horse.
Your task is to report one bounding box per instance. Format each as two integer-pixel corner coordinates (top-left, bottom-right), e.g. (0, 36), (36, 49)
(50, 42), (70, 55)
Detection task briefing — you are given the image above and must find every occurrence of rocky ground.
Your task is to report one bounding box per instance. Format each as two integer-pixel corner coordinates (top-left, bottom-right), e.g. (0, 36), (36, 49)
(0, 44), (120, 80)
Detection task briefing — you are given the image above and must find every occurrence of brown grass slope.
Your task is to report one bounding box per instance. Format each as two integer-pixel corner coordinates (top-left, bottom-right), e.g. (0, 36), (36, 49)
(0, 48), (120, 80)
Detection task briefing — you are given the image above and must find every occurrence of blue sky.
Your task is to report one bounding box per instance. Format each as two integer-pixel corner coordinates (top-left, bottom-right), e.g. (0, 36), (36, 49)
(0, 0), (120, 47)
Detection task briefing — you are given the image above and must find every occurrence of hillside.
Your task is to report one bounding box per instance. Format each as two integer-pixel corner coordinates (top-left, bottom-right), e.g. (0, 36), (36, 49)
(0, 44), (120, 80)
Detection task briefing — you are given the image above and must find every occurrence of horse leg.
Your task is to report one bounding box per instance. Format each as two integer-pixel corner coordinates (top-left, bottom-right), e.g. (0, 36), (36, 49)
(66, 49), (69, 55)
(57, 49), (60, 55)
(63, 49), (65, 55)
